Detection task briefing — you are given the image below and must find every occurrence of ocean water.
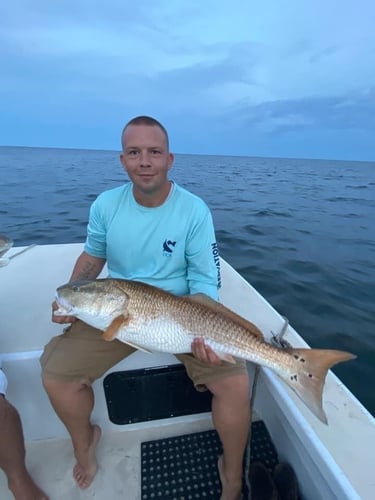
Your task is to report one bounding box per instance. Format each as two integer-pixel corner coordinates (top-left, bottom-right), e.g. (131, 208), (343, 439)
(1, 146), (374, 416)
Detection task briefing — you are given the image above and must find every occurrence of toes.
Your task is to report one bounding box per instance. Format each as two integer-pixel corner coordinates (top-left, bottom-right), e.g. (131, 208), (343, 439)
(73, 464), (92, 489)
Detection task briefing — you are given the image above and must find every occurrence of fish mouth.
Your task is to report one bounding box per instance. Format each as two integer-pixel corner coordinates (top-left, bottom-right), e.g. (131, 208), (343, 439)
(54, 294), (73, 315)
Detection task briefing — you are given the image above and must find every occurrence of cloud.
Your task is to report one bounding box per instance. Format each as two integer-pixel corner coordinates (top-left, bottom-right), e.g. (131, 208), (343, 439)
(237, 88), (375, 133)
(309, 45), (339, 64)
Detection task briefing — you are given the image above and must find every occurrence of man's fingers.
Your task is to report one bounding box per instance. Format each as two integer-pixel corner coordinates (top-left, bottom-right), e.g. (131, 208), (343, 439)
(207, 348), (222, 365)
(192, 338), (206, 360)
(51, 301), (76, 324)
(52, 314), (76, 324)
(192, 338), (222, 365)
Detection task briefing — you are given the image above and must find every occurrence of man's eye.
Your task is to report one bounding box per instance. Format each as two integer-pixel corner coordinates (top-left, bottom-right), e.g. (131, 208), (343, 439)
(152, 149), (161, 155)
(128, 150), (138, 156)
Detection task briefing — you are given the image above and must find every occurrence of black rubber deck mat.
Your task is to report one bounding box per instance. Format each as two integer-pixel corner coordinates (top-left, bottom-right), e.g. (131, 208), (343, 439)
(141, 420), (278, 500)
(103, 364), (212, 424)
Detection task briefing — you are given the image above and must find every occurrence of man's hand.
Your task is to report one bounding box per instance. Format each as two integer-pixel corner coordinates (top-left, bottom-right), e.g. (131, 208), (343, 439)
(51, 300), (77, 324)
(191, 338), (222, 365)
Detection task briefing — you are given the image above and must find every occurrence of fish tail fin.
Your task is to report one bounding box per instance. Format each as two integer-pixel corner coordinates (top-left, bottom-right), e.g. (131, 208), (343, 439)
(282, 348), (356, 424)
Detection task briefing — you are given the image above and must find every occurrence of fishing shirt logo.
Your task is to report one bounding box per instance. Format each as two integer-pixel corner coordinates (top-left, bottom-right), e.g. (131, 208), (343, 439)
(212, 242), (222, 288)
(163, 239), (176, 257)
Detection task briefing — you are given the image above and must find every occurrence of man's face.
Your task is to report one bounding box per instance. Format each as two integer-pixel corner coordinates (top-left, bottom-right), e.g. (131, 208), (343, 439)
(120, 124), (174, 196)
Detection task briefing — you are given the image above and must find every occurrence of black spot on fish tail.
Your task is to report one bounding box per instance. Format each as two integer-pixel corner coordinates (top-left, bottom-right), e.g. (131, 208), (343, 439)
(293, 353), (306, 363)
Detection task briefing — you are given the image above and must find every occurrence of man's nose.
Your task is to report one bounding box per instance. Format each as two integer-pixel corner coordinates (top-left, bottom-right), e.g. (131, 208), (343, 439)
(139, 151), (151, 166)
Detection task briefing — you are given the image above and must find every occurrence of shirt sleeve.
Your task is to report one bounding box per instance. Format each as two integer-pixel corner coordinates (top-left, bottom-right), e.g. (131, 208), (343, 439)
(185, 207), (221, 300)
(84, 198), (107, 258)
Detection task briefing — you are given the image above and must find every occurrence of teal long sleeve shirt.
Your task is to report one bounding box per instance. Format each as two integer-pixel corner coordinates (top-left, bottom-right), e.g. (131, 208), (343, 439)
(84, 182), (221, 300)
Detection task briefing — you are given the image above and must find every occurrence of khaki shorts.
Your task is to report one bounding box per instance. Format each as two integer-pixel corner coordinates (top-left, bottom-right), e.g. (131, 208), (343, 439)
(40, 321), (248, 389)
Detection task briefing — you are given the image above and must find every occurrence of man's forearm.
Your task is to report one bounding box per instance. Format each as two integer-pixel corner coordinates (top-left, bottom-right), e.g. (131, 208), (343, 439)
(69, 252), (106, 282)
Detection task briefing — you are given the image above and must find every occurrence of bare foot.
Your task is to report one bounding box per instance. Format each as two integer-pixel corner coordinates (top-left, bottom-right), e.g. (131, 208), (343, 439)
(8, 473), (49, 500)
(73, 424), (101, 489)
(218, 455), (242, 500)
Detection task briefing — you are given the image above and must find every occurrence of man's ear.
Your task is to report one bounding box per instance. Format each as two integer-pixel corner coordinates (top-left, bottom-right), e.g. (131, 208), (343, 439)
(167, 152), (174, 169)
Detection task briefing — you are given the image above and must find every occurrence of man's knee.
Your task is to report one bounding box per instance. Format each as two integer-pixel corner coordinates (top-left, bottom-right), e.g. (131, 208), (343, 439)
(42, 374), (86, 398)
(0, 394), (7, 420)
(42, 373), (58, 392)
(0, 395), (20, 423)
(207, 373), (250, 400)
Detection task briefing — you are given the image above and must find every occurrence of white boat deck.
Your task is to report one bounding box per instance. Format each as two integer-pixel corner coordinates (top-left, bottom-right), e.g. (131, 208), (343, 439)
(1, 243), (375, 499)
(0, 411), (215, 500)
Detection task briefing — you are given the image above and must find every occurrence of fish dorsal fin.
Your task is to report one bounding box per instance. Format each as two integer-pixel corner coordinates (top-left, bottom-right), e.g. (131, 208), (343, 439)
(102, 314), (129, 341)
(186, 294), (264, 341)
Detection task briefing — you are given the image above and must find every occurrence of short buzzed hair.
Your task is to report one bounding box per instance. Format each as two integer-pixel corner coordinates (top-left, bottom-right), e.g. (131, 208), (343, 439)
(121, 115), (169, 150)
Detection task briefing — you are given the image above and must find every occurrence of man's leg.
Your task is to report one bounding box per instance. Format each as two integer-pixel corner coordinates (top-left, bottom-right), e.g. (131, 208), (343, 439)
(207, 374), (250, 500)
(40, 321), (135, 489)
(0, 395), (49, 500)
(177, 354), (250, 500)
(42, 378), (101, 489)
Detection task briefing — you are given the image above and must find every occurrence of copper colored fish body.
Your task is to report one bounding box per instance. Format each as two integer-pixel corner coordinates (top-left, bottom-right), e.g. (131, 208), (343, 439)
(55, 278), (356, 423)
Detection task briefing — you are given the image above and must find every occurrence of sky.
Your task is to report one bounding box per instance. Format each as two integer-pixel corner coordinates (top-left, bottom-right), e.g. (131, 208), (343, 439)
(1, 0), (374, 161)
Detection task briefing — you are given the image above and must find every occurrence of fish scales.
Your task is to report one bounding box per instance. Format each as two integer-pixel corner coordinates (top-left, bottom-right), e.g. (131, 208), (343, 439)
(125, 288), (293, 372)
(123, 281), (298, 372)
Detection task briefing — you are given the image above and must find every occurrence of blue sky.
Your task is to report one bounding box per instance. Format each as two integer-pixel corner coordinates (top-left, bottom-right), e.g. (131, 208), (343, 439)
(1, 0), (374, 160)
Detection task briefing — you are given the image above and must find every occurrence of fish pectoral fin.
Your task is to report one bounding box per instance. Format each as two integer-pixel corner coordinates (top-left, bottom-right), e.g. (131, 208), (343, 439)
(102, 314), (129, 341)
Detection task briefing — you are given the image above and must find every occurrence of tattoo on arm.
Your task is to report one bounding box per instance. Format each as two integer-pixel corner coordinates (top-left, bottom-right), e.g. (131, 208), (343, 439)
(70, 256), (105, 282)
(73, 263), (99, 280)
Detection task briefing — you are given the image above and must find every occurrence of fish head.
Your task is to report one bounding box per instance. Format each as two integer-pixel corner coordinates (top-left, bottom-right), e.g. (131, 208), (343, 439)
(55, 279), (129, 328)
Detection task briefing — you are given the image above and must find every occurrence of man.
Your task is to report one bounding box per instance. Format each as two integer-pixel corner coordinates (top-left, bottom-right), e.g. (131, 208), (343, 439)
(40, 116), (250, 500)
(0, 363), (48, 499)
